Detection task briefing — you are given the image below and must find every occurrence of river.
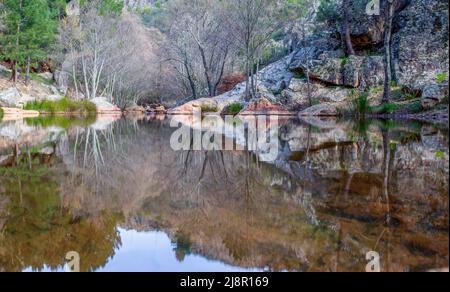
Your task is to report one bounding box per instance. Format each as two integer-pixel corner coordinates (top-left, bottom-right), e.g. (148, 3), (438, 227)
(0, 114), (448, 272)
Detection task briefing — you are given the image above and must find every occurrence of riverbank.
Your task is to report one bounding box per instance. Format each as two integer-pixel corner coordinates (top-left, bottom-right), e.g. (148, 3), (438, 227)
(168, 0), (448, 127)
(1, 73), (122, 119)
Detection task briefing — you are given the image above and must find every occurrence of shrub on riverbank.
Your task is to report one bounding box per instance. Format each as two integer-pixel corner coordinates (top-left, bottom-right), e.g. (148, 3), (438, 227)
(0, 107), (3, 121)
(369, 103), (400, 114)
(351, 92), (369, 117)
(226, 103), (244, 115)
(200, 104), (218, 113)
(24, 98), (97, 114)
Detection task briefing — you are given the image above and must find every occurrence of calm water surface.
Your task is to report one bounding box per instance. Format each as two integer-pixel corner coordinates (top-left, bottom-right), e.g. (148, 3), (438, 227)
(0, 114), (448, 272)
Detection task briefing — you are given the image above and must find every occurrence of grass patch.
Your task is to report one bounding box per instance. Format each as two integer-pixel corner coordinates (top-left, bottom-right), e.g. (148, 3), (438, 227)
(404, 91), (421, 101)
(369, 103), (400, 114)
(352, 92), (370, 117)
(435, 150), (445, 159)
(24, 98), (97, 114)
(407, 101), (422, 113)
(436, 73), (448, 84)
(0, 107), (3, 122)
(370, 86), (384, 94)
(226, 103), (244, 115)
(341, 56), (349, 66)
(311, 99), (321, 106)
(200, 104), (218, 113)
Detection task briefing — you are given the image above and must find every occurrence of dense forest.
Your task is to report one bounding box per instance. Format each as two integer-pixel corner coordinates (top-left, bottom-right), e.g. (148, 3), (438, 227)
(0, 0), (449, 114)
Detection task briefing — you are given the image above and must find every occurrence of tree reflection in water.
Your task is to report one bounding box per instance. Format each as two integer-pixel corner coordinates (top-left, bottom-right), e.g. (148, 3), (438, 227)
(0, 115), (448, 272)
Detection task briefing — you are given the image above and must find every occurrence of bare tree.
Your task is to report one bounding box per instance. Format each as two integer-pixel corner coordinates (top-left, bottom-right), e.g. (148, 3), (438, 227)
(224, 0), (283, 101)
(165, 0), (233, 99)
(57, 1), (167, 107)
(382, 0), (398, 104)
(342, 0), (356, 56)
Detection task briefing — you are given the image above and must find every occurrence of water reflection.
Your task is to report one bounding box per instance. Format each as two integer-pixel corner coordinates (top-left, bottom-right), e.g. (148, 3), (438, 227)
(0, 114), (448, 272)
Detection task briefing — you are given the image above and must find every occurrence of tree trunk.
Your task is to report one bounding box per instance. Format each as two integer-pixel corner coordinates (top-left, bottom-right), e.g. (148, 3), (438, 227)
(81, 53), (91, 100)
(11, 61), (18, 83)
(254, 59), (260, 96)
(342, 0), (355, 56)
(198, 45), (213, 97)
(184, 61), (197, 100)
(245, 59), (251, 101)
(25, 57), (31, 86)
(302, 26), (313, 107)
(213, 47), (228, 97)
(306, 66), (312, 107)
(382, 128), (392, 226)
(245, 43), (251, 101)
(382, 1), (395, 104)
(12, 0), (23, 84)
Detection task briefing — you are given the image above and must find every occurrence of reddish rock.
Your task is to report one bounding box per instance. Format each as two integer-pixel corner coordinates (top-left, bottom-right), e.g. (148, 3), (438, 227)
(168, 98), (219, 115)
(217, 74), (246, 95)
(239, 98), (293, 115)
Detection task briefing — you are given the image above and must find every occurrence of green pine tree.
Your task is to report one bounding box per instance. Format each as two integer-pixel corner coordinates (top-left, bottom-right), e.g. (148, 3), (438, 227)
(1, 0), (58, 84)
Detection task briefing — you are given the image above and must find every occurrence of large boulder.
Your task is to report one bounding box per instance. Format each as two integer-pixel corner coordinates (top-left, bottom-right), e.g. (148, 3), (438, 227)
(343, 55), (385, 89)
(0, 88), (22, 107)
(394, 0), (449, 89)
(54, 70), (69, 95)
(340, 1), (385, 50)
(289, 32), (341, 72)
(310, 56), (344, 86)
(298, 103), (342, 117)
(359, 56), (385, 89)
(258, 54), (294, 93)
(90, 97), (122, 114)
(0, 81), (64, 109)
(168, 98), (220, 115)
(404, 71), (450, 109)
(170, 82), (247, 114)
(0, 88), (39, 108)
(343, 56), (364, 88)
(421, 81), (449, 109)
(308, 53), (385, 90)
(281, 78), (352, 110)
(281, 79), (322, 109)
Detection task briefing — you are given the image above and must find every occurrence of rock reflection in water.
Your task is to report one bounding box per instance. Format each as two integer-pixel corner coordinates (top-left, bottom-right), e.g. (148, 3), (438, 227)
(0, 114), (448, 272)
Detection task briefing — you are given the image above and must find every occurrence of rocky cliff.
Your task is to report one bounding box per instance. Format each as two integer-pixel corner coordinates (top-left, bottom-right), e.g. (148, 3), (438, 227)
(172, 0), (449, 119)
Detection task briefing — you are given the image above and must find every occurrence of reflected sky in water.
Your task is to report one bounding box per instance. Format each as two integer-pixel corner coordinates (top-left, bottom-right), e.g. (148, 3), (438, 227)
(98, 229), (262, 272)
(24, 229), (261, 272)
